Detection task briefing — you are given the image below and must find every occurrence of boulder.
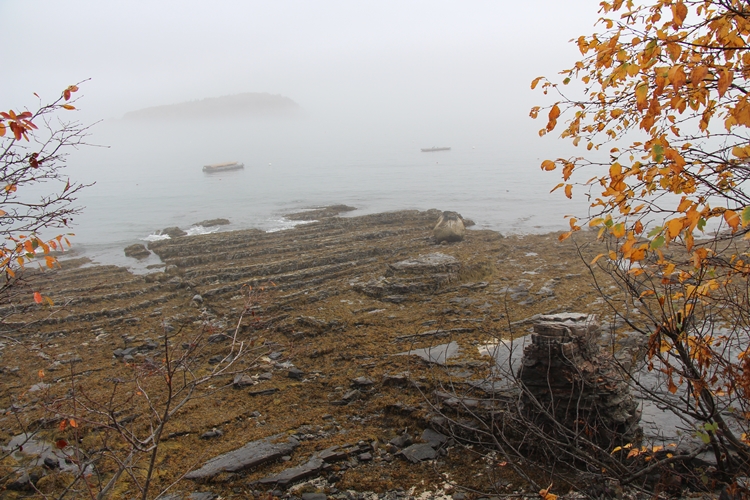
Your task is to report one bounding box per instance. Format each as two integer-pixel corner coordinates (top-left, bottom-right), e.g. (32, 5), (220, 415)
(433, 211), (465, 243)
(124, 244), (150, 259)
(162, 227), (187, 238)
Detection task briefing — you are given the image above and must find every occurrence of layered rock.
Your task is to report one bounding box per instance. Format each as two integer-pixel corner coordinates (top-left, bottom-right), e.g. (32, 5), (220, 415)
(518, 313), (641, 448)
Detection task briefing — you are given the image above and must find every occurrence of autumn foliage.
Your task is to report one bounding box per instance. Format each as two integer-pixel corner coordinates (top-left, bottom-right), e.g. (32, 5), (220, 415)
(534, 0), (750, 476)
(0, 85), (87, 304)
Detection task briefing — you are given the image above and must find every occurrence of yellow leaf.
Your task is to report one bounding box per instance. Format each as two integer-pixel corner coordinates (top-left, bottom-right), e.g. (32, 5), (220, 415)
(61, 104), (75, 110)
(531, 76), (544, 90)
(564, 184), (573, 199)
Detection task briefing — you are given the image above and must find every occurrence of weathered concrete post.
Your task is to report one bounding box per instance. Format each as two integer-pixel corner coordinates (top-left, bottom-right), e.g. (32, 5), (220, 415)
(518, 313), (641, 448)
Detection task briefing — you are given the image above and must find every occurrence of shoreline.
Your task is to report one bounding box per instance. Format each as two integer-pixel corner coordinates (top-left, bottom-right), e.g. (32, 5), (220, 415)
(2, 208), (615, 498)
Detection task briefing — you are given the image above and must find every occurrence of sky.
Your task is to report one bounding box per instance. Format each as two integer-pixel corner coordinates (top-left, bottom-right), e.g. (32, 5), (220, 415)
(2, 0), (604, 151)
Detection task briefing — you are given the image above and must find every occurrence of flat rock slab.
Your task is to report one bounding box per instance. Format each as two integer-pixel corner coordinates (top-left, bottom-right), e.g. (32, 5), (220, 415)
(387, 253), (460, 275)
(396, 341), (459, 365)
(257, 457), (324, 486)
(185, 433), (299, 480)
(400, 443), (437, 463)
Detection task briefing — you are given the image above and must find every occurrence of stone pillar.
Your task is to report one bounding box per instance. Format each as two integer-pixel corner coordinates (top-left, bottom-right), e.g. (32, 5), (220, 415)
(518, 313), (641, 448)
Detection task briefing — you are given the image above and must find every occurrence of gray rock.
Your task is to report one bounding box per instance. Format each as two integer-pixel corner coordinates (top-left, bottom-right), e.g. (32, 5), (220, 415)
(248, 388), (279, 396)
(233, 374), (256, 389)
(257, 457), (324, 486)
(387, 252), (460, 276)
(433, 211), (465, 243)
(421, 428), (449, 448)
(192, 294), (204, 303)
(194, 218), (230, 227)
(189, 493), (217, 500)
(200, 428), (224, 440)
(358, 452), (372, 461)
(185, 433), (299, 480)
(389, 433), (412, 449)
(288, 367), (304, 380)
(162, 226), (187, 238)
(302, 494), (328, 500)
(124, 243), (150, 259)
(400, 443), (437, 463)
(351, 376), (374, 387)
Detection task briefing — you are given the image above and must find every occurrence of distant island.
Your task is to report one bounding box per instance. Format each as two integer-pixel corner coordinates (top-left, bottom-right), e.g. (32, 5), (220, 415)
(122, 92), (301, 120)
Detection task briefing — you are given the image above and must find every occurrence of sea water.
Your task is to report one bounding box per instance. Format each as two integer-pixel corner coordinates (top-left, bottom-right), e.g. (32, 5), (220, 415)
(41, 116), (594, 271)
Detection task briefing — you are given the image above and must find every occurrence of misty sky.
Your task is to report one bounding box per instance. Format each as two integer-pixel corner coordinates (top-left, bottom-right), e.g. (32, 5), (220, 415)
(3, 0), (604, 153)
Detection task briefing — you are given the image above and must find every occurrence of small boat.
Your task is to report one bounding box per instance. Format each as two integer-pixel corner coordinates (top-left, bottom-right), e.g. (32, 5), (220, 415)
(421, 147), (451, 153)
(202, 161), (244, 173)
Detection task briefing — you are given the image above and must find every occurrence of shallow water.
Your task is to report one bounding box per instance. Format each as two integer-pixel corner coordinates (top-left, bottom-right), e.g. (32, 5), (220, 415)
(39, 116), (593, 270)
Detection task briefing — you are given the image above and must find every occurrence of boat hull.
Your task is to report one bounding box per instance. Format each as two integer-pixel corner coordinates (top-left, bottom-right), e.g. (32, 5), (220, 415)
(421, 147), (451, 152)
(202, 162), (244, 173)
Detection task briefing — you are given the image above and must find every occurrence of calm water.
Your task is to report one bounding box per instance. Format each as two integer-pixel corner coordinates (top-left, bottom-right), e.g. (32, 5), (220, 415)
(46, 117), (592, 271)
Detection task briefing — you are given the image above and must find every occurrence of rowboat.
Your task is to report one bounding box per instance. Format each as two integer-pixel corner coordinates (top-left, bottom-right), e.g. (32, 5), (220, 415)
(421, 147), (451, 153)
(202, 161), (244, 173)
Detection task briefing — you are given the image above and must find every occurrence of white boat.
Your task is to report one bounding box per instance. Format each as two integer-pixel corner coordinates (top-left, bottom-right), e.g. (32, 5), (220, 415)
(202, 161), (244, 173)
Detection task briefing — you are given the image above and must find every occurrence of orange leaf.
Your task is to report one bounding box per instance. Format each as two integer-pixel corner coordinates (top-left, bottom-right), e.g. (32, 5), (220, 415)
(725, 210), (740, 232)
(541, 160), (556, 171)
(671, 2), (687, 26)
(531, 77), (544, 90)
(61, 104), (75, 110)
(33, 292), (42, 304)
(69, 418), (77, 428)
(59, 419), (67, 431)
(564, 184), (573, 199)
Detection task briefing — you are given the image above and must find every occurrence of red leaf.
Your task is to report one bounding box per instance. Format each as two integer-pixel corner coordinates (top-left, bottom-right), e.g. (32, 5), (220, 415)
(55, 439), (68, 449)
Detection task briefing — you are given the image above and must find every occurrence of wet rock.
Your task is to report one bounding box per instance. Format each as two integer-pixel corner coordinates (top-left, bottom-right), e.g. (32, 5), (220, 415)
(124, 244), (151, 259)
(162, 226), (187, 238)
(400, 443), (437, 463)
(433, 211), (465, 243)
(194, 218), (230, 227)
(185, 433), (299, 480)
(257, 457), (324, 486)
(285, 204), (356, 221)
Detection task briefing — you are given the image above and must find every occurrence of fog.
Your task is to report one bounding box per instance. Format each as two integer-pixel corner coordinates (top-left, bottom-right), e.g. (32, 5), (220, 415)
(2, 1), (608, 263)
(3, 1), (602, 154)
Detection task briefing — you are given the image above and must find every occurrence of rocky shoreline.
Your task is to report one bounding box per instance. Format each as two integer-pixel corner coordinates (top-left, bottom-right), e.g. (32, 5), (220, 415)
(0, 208), (672, 499)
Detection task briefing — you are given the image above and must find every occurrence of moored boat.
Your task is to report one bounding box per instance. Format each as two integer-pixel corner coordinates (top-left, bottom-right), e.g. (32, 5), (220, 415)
(421, 147), (451, 152)
(202, 161), (244, 173)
